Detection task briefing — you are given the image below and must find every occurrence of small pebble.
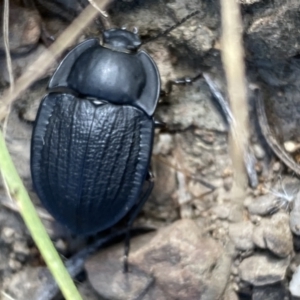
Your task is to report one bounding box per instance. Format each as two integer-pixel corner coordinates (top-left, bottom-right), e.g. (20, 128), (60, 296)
(0, 6), (41, 54)
(231, 265), (238, 276)
(9, 259), (22, 271)
(238, 254), (289, 286)
(55, 239), (68, 253)
(211, 204), (230, 220)
(253, 144), (265, 160)
(290, 265), (300, 296)
(255, 162), (263, 174)
(232, 282), (239, 292)
(233, 259), (240, 267)
(264, 212), (293, 257)
(189, 180), (212, 198)
(222, 221), (229, 229)
(244, 197), (253, 207)
(1, 227), (15, 244)
(252, 222), (267, 249)
(228, 205), (244, 222)
(224, 287), (239, 300)
(229, 221), (254, 251)
(152, 134), (173, 155)
(222, 168), (233, 177)
(272, 162), (281, 172)
(247, 194), (279, 216)
(249, 214), (261, 224)
(223, 176), (233, 191)
(13, 241), (30, 256)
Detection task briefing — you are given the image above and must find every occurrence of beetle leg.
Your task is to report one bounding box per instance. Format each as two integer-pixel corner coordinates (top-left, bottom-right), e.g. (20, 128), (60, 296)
(162, 72), (203, 95)
(123, 171), (154, 273)
(40, 24), (55, 47)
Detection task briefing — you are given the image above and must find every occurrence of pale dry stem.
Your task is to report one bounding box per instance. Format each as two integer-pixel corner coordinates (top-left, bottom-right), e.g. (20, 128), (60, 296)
(220, 0), (250, 215)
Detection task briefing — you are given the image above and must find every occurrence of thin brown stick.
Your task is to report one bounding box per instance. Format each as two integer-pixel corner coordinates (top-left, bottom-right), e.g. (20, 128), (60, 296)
(3, 0), (13, 90)
(2, 0), (13, 134)
(0, 0), (111, 121)
(220, 0), (249, 217)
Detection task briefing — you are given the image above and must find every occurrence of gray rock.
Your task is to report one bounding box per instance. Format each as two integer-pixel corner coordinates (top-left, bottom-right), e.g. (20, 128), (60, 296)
(246, 194), (279, 216)
(0, 5), (41, 55)
(238, 253), (290, 286)
(290, 191), (300, 235)
(252, 283), (288, 300)
(290, 265), (300, 297)
(110, 0), (219, 60)
(4, 266), (54, 300)
(85, 232), (165, 300)
(246, 2), (300, 59)
(78, 281), (102, 300)
(5, 109), (32, 184)
(156, 80), (228, 132)
(85, 219), (230, 300)
(0, 44), (55, 85)
(169, 20), (215, 54)
(152, 134), (173, 156)
(87, 256), (153, 300)
(272, 162), (282, 172)
(229, 221), (254, 251)
(211, 204), (231, 220)
(253, 143), (266, 160)
(252, 212), (293, 259)
(0, 242), (11, 272)
(223, 176), (233, 191)
(264, 212), (293, 258)
(249, 214), (262, 224)
(272, 176), (300, 203)
(227, 204), (244, 223)
(0, 207), (31, 279)
(223, 286), (239, 300)
(252, 221), (267, 249)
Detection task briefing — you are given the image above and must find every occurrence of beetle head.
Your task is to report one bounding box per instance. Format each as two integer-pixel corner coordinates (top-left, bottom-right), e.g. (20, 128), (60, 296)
(103, 29), (141, 51)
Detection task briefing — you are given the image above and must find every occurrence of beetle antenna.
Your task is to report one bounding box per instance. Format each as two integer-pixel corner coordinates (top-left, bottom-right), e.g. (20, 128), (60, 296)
(141, 10), (200, 46)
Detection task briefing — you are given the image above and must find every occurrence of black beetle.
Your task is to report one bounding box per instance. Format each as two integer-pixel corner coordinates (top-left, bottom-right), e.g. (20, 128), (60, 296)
(31, 11), (200, 270)
(31, 29), (159, 234)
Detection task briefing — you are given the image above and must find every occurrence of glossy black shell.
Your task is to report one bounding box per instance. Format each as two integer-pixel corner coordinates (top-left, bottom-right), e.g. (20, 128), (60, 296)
(31, 29), (160, 234)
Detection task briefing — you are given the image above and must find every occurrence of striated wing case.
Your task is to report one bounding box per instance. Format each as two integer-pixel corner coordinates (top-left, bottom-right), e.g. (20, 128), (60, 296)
(31, 93), (154, 234)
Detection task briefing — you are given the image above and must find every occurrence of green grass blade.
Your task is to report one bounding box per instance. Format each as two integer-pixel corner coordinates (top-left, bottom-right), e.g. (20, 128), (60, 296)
(0, 129), (82, 300)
